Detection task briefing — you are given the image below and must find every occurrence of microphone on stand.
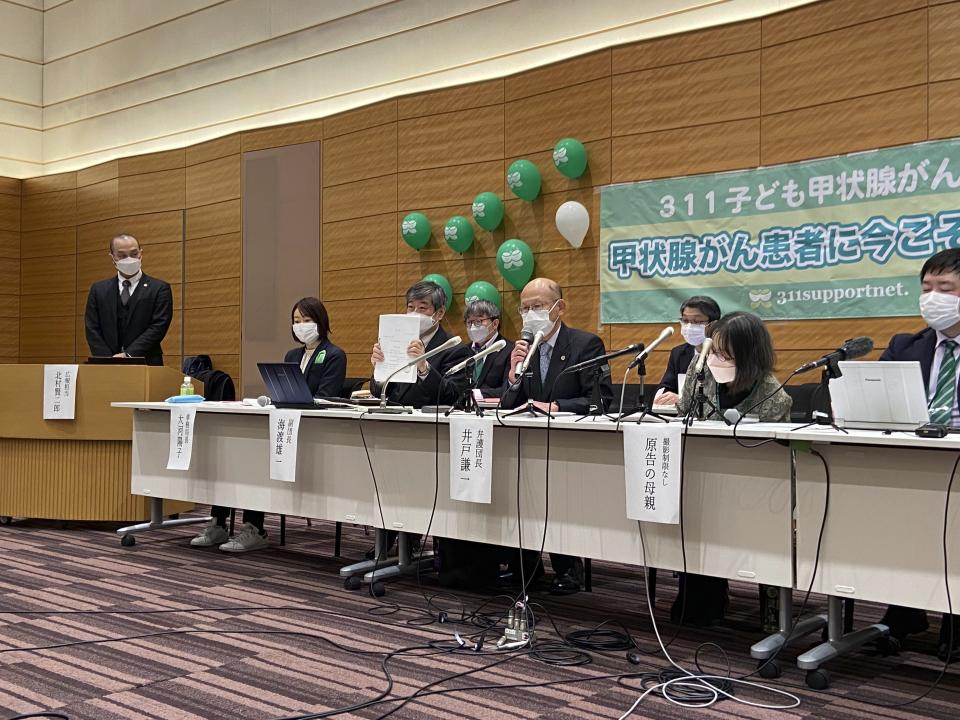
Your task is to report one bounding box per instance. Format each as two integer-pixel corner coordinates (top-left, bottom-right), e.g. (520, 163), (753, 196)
(378, 336), (462, 408)
(694, 337), (713, 375)
(563, 342), (643, 374)
(794, 337), (874, 374)
(445, 339), (507, 376)
(627, 326), (675, 370)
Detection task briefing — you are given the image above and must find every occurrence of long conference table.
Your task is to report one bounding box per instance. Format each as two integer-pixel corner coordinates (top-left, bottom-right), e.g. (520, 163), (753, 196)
(113, 401), (960, 687)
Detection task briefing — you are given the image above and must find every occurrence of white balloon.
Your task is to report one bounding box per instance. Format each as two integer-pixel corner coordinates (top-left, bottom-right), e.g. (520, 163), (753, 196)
(554, 200), (589, 249)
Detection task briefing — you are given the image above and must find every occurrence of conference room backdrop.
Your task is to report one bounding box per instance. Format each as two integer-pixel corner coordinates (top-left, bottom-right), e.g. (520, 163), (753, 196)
(0, 0), (957, 388)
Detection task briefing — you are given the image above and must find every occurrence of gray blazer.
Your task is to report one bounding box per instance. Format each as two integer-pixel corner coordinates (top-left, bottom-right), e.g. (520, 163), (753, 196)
(676, 356), (792, 422)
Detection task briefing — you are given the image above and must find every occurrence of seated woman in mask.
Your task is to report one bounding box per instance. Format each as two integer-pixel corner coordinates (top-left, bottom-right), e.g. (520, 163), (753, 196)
(190, 297), (346, 553)
(673, 311), (791, 625)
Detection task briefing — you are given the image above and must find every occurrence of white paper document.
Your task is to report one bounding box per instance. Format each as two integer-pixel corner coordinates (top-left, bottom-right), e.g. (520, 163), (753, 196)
(449, 415), (494, 504)
(166, 405), (197, 470)
(623, 424), (682, 524)
(43, 364), (79, 420)
(373, 314), (421, 384)
(269, 408), (302, 482)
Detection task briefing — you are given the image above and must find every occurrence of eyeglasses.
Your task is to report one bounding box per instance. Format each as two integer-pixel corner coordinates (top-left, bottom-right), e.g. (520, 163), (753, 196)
(518, 300), (558, 316)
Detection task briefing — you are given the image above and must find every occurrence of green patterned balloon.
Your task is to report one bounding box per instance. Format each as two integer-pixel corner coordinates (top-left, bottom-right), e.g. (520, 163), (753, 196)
(444, 215), (474, 253)
(422, 273), (453, 311)
(552, 138), (588, 179)
(506, 159), (541, 202)
(496, 239), (534, 290)
(464, 280), (501, 311)
(471, 192), (504, 231)
(400, 212), (431, 251)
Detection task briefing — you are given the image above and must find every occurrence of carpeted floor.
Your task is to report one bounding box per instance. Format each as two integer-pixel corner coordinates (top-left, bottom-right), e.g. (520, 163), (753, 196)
(0, 512), (957, 720)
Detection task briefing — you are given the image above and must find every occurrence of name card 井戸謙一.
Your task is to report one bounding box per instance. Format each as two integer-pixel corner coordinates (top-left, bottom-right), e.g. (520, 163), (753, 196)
(449, 415), (494, 504)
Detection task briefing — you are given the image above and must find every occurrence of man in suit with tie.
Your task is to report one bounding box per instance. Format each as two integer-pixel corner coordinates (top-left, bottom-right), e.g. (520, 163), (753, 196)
(878, 248), (960, 661)
(370, 280), (472, 407)
(501, 277), (614, 594)
(84, 234), (173, 366)
(464, 299), (513, 397)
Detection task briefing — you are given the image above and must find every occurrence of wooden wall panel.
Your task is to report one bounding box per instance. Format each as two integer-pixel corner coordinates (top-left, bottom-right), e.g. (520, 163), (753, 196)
(185, 155), (241, 208)
(241, 119), (323, 153)
(323, 123), (397, 186)
(119, 148), (185, 176)
(398, 106), (503, 172)
(76, 178), (119, 225)
(505, 51), (610, 101)
(398, 161), (502, 211)
(184, 277), (240, 309)
(761, 11), (926, 115)
(20, 228), (76, 259)
(760, 0), (925, 46)
(118, 169), (185, 215)
(0, 195), (19, 232)
(323, 100), (397, 139)
(398, 78), (504, 119)
(929, 78), (960, 140)
(505, 78), (611, 156)
(323, 265), (397, 302)
(0, 258), (19, 295)
(0, 178), (17, 362)
(22, 172), (76, 196)
(186, 199), (240, 239)
(77, 210), (183, 253)
(323, 213), (397, 271)
(186, 134), (240, 166)
(20, 313), (74, 357)
(183, 307), (239, 355)
(77, 160), (118, 188)
(20, 255), (75, 294)
(21, 190), (76, 231)
(185, 232), (241, 282)
(612, 20), (759, 73)
(930, 2), (960, 83)
(323, 175), (397, 223)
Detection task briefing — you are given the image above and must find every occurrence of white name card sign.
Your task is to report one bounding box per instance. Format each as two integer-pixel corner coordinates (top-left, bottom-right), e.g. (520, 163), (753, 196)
(43, 364), (79, 420)
(449, 415), (494, 504)
(269, 408), (302, 482)
(166, 406), (198, 470)
(623, 423), (682, 524)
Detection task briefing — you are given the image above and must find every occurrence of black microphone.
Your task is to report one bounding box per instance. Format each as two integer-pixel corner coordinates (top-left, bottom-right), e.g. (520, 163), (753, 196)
(514, 328), (535, 377)
(563, 343), (643, 374)
(795, 336), (874, 374)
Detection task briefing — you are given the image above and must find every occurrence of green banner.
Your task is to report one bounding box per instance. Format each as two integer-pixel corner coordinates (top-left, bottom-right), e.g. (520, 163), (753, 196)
(599, 137), (960, 323)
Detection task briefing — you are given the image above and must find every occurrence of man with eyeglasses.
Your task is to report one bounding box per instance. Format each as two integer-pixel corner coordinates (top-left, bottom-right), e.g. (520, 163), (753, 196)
(84, 233), (173, 366)
(655, 295), (721, 406)
(501, 277), (614, 594)
(464, 299), (513, 397)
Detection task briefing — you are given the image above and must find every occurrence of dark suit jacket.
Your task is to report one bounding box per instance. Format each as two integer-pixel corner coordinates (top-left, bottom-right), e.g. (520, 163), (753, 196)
(84, 273), (173, 366)
(656, 342), (696, 395)
(501, 323), (615, 415)
(881, 327), (948, 397)
(370, 325), (472, 408)
(284, 340), (347, 399)
(473, 334), (514, 397)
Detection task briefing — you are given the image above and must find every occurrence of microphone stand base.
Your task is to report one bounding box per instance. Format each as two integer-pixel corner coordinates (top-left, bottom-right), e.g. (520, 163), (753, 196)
(366, 406), (411, 414)
(502, 402), (553, 420)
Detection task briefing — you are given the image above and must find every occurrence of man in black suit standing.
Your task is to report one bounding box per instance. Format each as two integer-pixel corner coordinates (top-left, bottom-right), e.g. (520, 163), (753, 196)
(84, 234), (173, 366)
(878, 248), (960, 661)
(464, 299), (513, 397)
(501, 277), (614, 594)
(370, 280), (472, 407)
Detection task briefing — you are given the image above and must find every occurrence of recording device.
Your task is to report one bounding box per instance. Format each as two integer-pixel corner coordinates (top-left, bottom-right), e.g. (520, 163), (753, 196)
(795, 336), (873, 374)
(377, 336), (462, 408)
(516, 330), (545, 378)
(916, 422), (949, 438)
(694, 337), (713, 375)
(563, 342), (642, 374)
(627, 326), (675, 369)
(444, 338), (507, 376)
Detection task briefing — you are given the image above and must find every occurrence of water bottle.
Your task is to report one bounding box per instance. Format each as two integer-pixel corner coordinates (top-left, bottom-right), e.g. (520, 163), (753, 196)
(180, 376), (195, 396)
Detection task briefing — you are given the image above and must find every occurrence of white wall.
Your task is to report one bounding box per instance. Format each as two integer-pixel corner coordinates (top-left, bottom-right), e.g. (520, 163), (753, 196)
(0, 0), (43, 176)
(0, 0), (815, 177)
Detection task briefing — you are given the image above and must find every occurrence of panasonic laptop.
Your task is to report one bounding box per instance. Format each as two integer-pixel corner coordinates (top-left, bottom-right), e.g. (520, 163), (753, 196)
(829, 361), (929, 431)
(257, 362), (318, 409)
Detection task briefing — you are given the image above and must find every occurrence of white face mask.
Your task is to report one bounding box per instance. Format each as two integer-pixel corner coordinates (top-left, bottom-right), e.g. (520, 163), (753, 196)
(467, 322), (493, 345)
(707, 354), (737, 384)
(293, 321), (319, 345)
(920, 291), (960, 331)
(521, 300), (558, 338)
(115, 256), (141, 276)
(680, 322), (706, 347)
(407, 311), (438, 335)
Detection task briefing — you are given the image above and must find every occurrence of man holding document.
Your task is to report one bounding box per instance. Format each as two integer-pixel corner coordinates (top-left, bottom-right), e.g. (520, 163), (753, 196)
(370, 280), (472, 407)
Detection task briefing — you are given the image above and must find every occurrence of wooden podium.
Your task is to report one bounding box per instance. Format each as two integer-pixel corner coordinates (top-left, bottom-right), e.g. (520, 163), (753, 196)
(0, 364), (194, 523)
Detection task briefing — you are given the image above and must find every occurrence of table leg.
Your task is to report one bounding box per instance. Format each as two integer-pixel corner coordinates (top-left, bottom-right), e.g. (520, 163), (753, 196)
(115, 496), (211, 546)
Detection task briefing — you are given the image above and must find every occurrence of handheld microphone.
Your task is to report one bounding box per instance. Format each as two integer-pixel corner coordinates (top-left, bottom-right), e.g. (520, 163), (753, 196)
(445, 338), (507, 376)
(627, 326), (675, 369)
(795, 336), (873, 374)
(694, 337), (713, 375)
(379, 336), (462, 406)
(564, 342), (643, 374)
(517, 330), (545, 377)
(514, 328), (535, 377)
(257, 395), (271, 407)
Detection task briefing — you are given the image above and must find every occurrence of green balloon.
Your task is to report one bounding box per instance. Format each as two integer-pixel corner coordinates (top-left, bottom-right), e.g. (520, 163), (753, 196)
(444, 215), (474, 254)
(506, 159), (541, 202)
(553, 137), (588, 179)
(422, 273), (453, 311)
(472, 192), (504, 231)
(464, 280), (501, 311)
(400, 212), (431, 251)
(496, 239), (534, 290)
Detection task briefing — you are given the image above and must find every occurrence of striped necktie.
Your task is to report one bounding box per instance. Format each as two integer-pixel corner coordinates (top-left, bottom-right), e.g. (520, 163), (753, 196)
(539, 343), (552, 383)
(930, 339), (958, 425)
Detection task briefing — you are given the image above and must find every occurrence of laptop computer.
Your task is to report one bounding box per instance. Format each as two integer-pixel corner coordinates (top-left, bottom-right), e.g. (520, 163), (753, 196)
(829, 360), (929, 431)
(257, 362), (322, 409)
